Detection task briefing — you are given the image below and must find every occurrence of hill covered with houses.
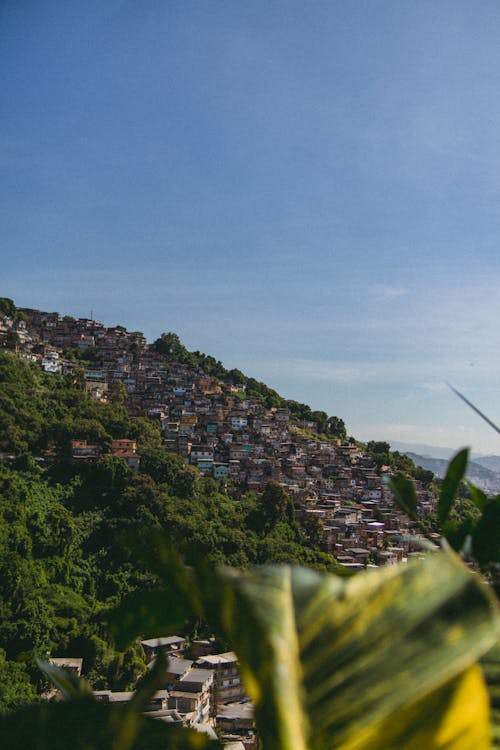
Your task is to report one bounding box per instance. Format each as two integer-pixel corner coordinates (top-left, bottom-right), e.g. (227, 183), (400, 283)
(0, 297), (444, 732)
(0, 297), (438, 568)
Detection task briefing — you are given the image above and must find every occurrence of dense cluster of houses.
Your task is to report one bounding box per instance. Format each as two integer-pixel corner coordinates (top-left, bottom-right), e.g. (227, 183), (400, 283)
(50, 639), (254, 748)
(2, 307), (436, 568)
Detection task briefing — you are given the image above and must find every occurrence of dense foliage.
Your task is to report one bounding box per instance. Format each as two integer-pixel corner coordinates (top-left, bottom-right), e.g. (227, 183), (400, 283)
(0, 351), (340, 711)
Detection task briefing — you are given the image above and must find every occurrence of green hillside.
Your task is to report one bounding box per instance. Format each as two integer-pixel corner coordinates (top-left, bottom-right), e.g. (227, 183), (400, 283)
(0, 350), (339, 713)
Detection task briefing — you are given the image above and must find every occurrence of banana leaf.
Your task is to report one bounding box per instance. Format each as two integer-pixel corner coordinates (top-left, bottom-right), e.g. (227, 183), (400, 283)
(482, 641), (500, 748)
(218, 550), (500, 750)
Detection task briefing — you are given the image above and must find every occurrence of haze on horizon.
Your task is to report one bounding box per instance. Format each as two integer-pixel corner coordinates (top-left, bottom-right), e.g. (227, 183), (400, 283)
(2, 1), (500, 455)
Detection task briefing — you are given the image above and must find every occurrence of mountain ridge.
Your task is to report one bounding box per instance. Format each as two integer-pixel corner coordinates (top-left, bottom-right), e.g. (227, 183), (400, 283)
(405, 451), (500, 494)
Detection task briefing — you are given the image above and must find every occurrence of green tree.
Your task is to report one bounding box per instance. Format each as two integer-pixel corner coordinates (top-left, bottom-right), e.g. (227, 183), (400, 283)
(0, 298), (16, 317)
(258, 481), (295, 530)
(2, 330), (20, 351)
(153, 332), (186, 359)
(311, 410), (328, 434)
(0, 649), (38, 715)
(139, 446), (186, 485)
(327, 415), (347, 440)
(172, 465), (199, 499)
(107, 381), (128, 406)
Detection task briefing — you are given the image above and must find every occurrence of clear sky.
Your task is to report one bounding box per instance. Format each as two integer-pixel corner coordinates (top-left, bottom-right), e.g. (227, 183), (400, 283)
(2, 1), (500, 454)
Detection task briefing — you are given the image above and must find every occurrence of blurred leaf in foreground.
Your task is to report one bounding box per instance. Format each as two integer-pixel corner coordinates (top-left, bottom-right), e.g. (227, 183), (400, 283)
(219, 551), (500, 750)
(438, 448), (469, 524)
(111, 543), (500, 750)
(387, 474), (418, 520)
(473, 497), (500, 567)
(482, 641), (500, 748)
(0, 698), (219, 750)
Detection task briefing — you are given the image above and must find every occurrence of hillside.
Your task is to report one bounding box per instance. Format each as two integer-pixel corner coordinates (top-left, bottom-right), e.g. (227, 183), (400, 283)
(0, 298), (438, 713)
(474, 454), (500, 473)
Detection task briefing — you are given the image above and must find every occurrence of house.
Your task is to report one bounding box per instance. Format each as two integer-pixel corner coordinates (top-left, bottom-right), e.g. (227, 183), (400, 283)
(196, 651), (245, 706)
(162, 420), (180, 434)
(216, 701), (254, 736)
(141, 635), (186, 663)
(346, 547), (370, 565)
(212, 463), (229, 479)
(41, 350), (62, 373)
(111, 439), (140, 470)
(168, 668), (214, 725)
(84, 380), (108, 401)
(94, 690), (168, 712)
(189, 638), (218, 659)
(190, 447), (214, 464)
(229, 444), (251, 461)
(49, 657), (83, 677)
(71, 440), (101, 462)
(178, 419), (197, 436)
(162, 657), (194, 689)
(274, 408), (290, 423)
(231, 417), (248, 431)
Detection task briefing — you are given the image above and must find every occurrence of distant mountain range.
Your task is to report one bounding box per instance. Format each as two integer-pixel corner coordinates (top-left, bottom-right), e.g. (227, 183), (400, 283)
(390, 441), (500, 467)
(387, 441), (500, 493)
(400, 451), (500, 494)
(472, 454), (500, 473)
(390, 439), (497, 461)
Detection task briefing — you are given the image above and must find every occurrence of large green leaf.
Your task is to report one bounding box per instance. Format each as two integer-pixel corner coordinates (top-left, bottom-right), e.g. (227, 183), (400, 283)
(482, 642), (500, 748)
(472, 497), (500, 566)
(108, 542), (499, 749)
(467, 482), (489, 513)
(387, 474), (418, 520)
(218, 551), (500, 750)
(438, 448), (469, 523)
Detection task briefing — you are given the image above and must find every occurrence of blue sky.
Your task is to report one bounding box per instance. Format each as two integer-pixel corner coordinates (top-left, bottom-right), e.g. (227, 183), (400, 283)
(2, 1), (500, 454)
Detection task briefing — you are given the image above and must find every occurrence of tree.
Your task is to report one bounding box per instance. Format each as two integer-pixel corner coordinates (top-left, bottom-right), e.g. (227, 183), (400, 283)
(2, 330), (20, 351)
(311, 410), (328, 434)
(327, 415), (347, 440)
(300, 512), (325, 548)
(258, 481), (294, 530)
(130, 418), (161, 449)
(153, 332), (186, 359)
(172, 465), (199, 499)
(139, 446), (186, 485)
(107, 381), (127, 406)
(414, 467), (434, 485)
(0, 649), (38, 715)
(367, 440), (391, 454)
(226, 368), (247, 385)
(0, 298), (15, 317)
